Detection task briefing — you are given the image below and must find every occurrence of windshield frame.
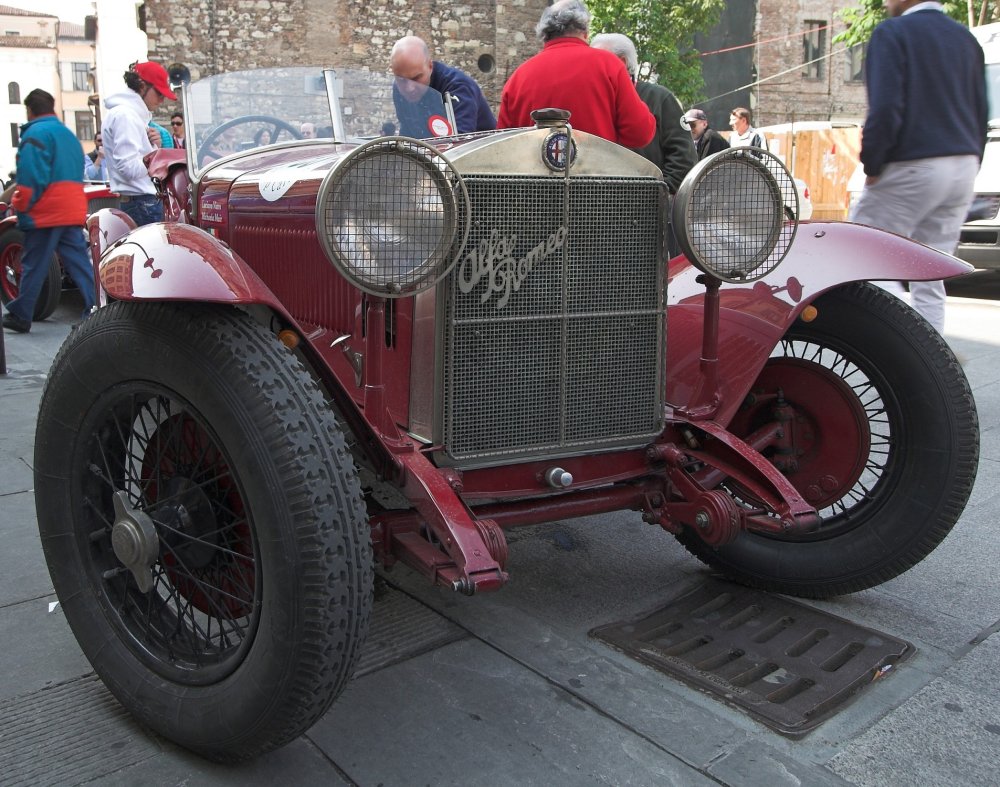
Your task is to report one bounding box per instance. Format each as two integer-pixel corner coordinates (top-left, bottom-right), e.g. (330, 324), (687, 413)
(178, 66), (459, 179)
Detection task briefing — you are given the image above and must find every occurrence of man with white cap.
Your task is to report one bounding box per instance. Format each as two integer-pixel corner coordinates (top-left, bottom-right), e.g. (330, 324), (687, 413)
(684, 108), (729, 160)
(591, 33), (695, 193)
(101, 60), (177, 226)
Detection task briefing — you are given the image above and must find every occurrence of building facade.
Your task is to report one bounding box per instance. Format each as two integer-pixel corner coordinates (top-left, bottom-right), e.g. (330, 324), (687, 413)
(57, 21), (97, 145)
(695, 0), (867, 129)
(0, 6), (60, 179)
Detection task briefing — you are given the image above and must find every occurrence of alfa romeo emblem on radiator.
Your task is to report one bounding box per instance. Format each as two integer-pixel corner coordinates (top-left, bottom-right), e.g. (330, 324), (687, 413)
(458, 227), (568, 309)
(542, 130), (577, 172)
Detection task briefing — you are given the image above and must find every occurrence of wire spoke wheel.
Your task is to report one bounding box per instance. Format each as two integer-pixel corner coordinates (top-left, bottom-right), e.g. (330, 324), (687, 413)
(84, 388), (259, 683)
(36, 302), (372, 761)
(725, 337), (894, 540)
(678, 283), (979, 597)
(0, 228), (61, 319)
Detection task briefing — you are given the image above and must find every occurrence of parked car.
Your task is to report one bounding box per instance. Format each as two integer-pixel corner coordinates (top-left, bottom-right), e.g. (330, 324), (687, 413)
(0, 183), (117, 319)
(944, 22), (1000, 269)
(34, 66), (978, 763)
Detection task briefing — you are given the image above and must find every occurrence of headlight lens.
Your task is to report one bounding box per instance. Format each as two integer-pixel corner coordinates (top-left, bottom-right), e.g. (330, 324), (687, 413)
(673, 149), (797, 283)
(316, 137), (469, 296)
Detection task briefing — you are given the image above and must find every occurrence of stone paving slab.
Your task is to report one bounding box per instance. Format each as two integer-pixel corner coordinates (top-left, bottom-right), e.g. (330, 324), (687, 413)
(0, 675), (161, 787)
(95, 737), (351, 787)
(310, 637), (716, 786)
(0, 600), (92, 704)
(827, 654), (1000, 786)
(0, 490), (54, 604)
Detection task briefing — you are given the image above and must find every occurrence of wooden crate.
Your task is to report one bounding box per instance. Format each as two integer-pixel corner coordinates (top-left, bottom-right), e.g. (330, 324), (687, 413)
(760, 123), (862, 220)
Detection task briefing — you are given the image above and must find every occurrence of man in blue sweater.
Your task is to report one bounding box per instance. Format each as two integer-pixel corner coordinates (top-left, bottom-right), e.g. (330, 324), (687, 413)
(390, 36), (496, 135)
(3, 89), (95, 333)
(850, 0), (986, 334)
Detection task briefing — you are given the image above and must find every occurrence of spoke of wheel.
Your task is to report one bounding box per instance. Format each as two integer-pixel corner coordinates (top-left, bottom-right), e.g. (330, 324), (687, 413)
(153, 517), (255, 564)
(97, 390), (263, 666)
(159, 538), (254, 617)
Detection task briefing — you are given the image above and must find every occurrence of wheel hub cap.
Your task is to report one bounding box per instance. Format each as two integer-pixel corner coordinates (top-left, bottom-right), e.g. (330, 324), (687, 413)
(111, 491), (159, 592)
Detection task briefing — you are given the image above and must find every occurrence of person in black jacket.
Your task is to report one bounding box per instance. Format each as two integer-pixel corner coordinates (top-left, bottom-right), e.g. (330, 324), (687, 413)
(683, 108), (729, 160)
(849, 0), (986, 335)
(591, 33), (695, 194)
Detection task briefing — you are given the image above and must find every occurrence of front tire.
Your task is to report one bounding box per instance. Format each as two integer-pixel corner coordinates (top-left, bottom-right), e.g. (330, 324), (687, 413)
(678, 282), (979, 597)
(35, 302), (373, 762)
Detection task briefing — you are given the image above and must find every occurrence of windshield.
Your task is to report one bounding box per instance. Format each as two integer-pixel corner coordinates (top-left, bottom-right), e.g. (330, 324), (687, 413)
(185, 67), (454, 174)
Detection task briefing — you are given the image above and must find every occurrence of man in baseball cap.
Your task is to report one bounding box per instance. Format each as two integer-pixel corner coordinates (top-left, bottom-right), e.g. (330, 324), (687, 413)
(132, 61), (177, 101)
(100, 60), (177, 226)
(684, 108), (729, 160)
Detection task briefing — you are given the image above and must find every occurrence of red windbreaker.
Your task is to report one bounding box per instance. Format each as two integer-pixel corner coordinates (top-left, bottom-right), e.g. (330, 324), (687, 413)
(497, 37), (655, 148)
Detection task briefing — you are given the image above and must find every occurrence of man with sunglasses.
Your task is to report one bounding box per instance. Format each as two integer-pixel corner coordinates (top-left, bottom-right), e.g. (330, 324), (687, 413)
(84, 133), (108, 182)
(170, 112), (185, 148)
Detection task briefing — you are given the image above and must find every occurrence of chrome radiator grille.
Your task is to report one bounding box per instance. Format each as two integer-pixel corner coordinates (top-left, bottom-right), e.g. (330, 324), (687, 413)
(442, 175), (666, 463)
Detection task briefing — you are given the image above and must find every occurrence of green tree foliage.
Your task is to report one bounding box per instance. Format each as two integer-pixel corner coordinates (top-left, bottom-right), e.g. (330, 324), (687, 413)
(836, 1), (996, 47)
(587, 0), (725, 107)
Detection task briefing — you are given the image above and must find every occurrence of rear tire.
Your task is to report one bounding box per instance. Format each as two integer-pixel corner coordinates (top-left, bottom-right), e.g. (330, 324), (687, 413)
(35, 301), (373, 762)
(677, 282), (979, 597)
(0, 228), (61, 320)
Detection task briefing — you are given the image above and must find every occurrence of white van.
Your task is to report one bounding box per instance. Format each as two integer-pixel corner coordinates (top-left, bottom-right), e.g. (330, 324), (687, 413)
(955, 22), (1000, 269)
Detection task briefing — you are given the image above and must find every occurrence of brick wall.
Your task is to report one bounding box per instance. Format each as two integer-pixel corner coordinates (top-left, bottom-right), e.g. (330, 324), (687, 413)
(755, 0), (867, 125)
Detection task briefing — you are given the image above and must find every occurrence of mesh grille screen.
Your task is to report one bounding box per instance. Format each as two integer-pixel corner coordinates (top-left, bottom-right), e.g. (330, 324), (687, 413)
(443, 175), (665, 462)
(87, 196), (121, 212)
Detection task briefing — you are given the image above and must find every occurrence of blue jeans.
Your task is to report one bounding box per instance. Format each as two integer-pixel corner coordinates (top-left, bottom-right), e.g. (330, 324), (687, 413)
(6, 225), (96, 323)
(119, 194), (163, 226)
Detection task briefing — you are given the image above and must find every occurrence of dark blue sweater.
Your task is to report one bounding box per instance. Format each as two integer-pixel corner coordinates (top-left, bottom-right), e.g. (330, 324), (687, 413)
(430, 61), (496, 133)
(861, 9), (987, 177)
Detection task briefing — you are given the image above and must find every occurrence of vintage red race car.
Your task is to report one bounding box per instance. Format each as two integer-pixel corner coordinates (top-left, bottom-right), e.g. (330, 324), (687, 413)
(33, 67), (979, 762)
(0, 183), (117, 318)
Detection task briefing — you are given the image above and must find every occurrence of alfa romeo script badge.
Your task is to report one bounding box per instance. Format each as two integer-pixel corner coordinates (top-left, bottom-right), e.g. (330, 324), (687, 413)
(542, 130), (577, 172)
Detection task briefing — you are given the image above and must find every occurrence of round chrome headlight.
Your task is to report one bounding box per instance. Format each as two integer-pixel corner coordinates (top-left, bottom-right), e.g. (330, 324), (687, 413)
(316, 137), (469, 297)
(673, 148), (798, 283)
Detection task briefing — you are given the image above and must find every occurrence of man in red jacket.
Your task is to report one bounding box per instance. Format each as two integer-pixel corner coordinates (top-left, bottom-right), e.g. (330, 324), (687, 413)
(3, 89), (95, 333)
(497, 0), (655, 148)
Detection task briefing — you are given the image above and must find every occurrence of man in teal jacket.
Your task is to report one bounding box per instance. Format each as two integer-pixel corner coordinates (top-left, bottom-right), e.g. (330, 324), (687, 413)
(3, 89), (96, 332)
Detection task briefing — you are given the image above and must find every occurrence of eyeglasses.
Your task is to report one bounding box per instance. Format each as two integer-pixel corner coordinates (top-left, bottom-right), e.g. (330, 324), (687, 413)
(170, 121), (183, 126)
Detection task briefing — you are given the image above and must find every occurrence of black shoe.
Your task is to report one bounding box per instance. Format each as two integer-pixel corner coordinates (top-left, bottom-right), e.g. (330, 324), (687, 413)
(2, 312), (31, 333)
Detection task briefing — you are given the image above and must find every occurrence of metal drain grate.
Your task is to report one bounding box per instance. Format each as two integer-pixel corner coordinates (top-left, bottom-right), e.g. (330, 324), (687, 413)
(591, 578), (913, 735)
(354, 582), (467, 677)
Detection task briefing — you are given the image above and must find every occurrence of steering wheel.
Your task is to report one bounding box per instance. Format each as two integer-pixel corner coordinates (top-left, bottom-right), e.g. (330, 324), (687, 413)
(197, 115), (303, 166)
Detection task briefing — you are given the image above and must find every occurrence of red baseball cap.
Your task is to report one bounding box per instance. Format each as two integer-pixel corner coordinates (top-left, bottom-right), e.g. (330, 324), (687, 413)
(133, 61), (177, 100)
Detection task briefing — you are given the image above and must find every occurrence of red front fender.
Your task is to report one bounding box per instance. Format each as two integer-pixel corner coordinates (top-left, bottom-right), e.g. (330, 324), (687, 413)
(666, 220), (972, 425)
(96, 221), (291, 319)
